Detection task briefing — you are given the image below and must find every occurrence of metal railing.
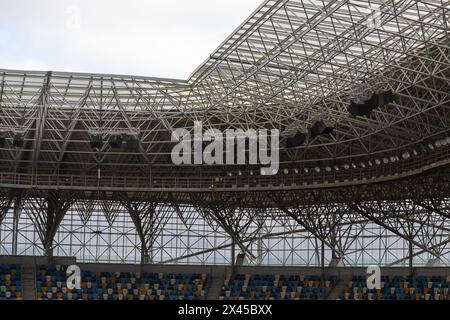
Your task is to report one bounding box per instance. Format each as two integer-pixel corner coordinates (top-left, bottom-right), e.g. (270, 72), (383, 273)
(0, 148), (448, 191)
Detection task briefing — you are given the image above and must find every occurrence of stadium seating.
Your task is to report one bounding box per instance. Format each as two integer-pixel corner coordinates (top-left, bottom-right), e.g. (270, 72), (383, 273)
(340, 275), (450, 300)
(35, 265), (210, 300)
(0, 264), (22, 300)
(219, 274), (338, 300)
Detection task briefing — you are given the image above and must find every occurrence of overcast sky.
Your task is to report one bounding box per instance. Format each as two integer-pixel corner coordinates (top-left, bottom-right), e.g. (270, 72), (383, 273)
(0, 0), (264, 79)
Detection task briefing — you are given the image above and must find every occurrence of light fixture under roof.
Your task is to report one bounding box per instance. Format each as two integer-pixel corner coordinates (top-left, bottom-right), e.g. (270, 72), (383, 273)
(304, 168), (309, 173)
(428, 143), (434, 150)
(383, 158), (389, 164)
(375, 159), (381, 165)
(390, 156), (396, 162)
(283, 169), (289, 175)
(402, 151), (410, 159)
(334, 165), (340, 171)
(325, 166), (331, 172)
(294, 168), (299, 174)
(343, 164), (350, 170)
(314, 167), (320, 173)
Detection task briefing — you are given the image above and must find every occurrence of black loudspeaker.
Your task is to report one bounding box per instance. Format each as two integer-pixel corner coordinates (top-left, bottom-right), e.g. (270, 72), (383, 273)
(108, 134), (123, 148)
(365, 93), (380, 109)
(286, 131), (306, 148)
(310, 120), (334, 137)
(0, 134), (5, 148)
(89, 134), (103, 149)
(348, 101), (373, 117)
(348, 90), (395, 117)
(126, 137), (139, 151)
(378, 89), (395, 105)
(13, 133), (24, 148)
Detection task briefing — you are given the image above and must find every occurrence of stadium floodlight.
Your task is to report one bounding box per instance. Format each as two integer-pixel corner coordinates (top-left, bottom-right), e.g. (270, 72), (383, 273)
(294, 168), (299, 174)
(402, 152), (410, 160)
(343, 164), (350, 170)
(325, 166), (331, 172)
(383, 157), (389, 164)
(13, 133), (24, 148)
(227, 172), (233, 177)
(412, 149), (418, 156)
(238, 171), (242, 176)
(249, 170), (254, 176)
(428, 143), (434, 150)
(440, 139), (448, 146)
(283, 169), (289, 175)
(390, 156), (396, 162)
(360, 162), (366, 168)
(314, 167), (320, 173)
(304, 168), (309, 173)
(334, 165), (340, 171)
(89, 134), (103, 149)
(368, 161), (373, 167)
(375, 159), (381, 165)
(351, 163), (357, 169)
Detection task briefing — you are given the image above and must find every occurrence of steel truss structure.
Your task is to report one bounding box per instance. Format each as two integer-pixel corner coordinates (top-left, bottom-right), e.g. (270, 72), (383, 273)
(0, 0), (449, 266)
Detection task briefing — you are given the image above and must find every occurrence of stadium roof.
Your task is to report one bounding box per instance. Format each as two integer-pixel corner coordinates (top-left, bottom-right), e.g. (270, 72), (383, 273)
(0, 0), (449, 266)
(0, 0), (448, 188)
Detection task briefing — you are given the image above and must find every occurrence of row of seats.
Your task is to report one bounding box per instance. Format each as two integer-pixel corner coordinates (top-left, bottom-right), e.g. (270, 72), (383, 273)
(340, 275), (450, 300)
(36, 265), (210, 300)
(2, 263), (449, 300)
(0, 264), (22, 300)
(219, 274), (338, 300)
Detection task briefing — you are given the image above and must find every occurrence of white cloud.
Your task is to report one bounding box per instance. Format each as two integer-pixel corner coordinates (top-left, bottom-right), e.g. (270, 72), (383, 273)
(0, 58), (50, 71)
(0, 0), (264, 79)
